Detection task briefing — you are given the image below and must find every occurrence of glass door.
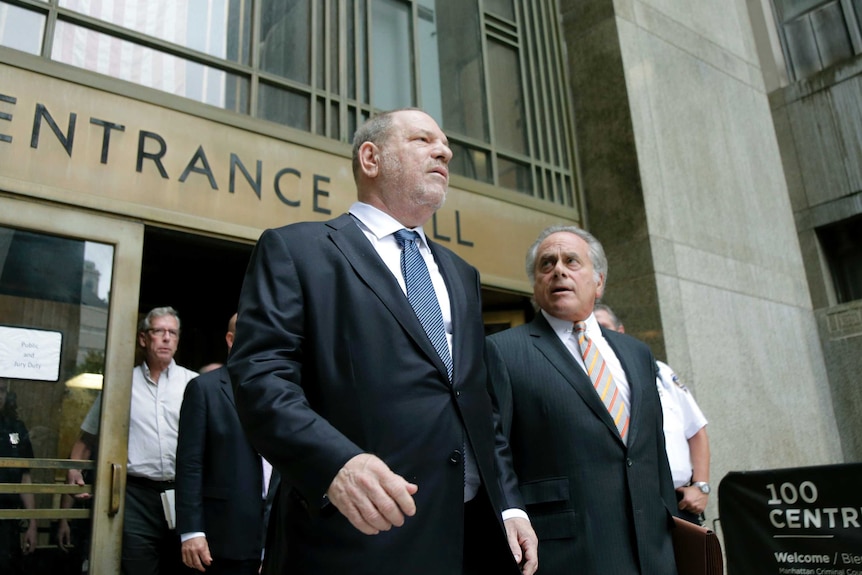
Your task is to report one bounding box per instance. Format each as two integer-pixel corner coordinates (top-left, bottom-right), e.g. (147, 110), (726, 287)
(0, 195), (143, 574)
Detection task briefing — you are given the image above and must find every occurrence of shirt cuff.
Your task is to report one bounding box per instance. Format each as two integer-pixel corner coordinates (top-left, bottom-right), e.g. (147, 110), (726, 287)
(180, 532), (206, 543)
(502, 508), (530, 522)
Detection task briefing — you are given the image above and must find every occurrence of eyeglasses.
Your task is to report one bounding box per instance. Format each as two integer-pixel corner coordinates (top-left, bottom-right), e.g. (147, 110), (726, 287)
(148, 328), (180, 339)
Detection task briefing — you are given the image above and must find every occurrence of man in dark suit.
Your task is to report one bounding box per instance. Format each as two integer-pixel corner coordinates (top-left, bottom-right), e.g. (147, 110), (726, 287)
(486, 225), (678, 575)
(176, 313), (276, 574)
(227, 108), (537, 575)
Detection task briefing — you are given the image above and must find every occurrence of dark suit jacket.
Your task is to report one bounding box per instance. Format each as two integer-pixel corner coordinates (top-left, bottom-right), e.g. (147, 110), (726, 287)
(175, 366), (266, 561)
(487, 313), (678, 575)
(227, 214), (524, 575)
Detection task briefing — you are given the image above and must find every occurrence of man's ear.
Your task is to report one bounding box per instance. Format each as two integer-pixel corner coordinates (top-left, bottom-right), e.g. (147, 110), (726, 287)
(357, 141), (380, 178)
(595, 273), (606, 299)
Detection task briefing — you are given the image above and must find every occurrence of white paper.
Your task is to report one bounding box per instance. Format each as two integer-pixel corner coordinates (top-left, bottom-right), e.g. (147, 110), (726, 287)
(160, 489), (176, 530)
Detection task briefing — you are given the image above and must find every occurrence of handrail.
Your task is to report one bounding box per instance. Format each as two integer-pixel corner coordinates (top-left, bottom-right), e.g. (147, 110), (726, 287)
(0, 457), (98, 520)
(0, 509), (90, 519)
(0, 483), (92, 495)
(0, 457), (95, 470)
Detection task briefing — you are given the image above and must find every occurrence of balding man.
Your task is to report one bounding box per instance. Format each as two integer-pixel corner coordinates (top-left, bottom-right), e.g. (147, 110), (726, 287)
(176, 313), (276, 574)
(228, 109), (537, 575)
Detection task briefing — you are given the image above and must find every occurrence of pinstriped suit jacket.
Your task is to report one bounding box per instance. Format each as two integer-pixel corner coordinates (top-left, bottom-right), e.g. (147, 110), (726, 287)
(487, 312), (678, 575)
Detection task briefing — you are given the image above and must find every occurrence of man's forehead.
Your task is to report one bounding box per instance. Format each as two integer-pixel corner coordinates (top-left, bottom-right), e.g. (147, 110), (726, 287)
(397, 111), (445, 135)
(539, 233), (588, 254)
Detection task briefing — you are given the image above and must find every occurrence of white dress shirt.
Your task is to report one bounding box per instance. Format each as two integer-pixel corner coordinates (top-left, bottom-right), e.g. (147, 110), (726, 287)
(82, 360), (197, 481)
(348, 202), (453, 353)
(543, 310), (632, 411)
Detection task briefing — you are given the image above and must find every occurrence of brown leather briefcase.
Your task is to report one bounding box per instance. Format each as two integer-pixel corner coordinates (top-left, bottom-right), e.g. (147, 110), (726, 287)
(672, 516), (724, 575)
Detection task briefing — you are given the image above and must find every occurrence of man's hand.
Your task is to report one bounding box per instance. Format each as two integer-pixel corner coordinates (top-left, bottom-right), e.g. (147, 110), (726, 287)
(676, 486), (708, 515)
(66, 469), (92, 501)
(504, 516), (538, 575)
(57, 518), (72, 551)
(326, 453), (418, 535)
(182, 536), (213, 572)
(22, 520), (37, 555)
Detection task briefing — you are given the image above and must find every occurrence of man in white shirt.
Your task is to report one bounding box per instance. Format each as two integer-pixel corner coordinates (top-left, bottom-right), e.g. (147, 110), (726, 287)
(64, 306), (197, 575)
(594, 303), (711, 525)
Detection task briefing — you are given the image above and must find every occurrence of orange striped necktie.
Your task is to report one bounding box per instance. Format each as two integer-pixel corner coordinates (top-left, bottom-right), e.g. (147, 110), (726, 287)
(574, 321), (630, 443)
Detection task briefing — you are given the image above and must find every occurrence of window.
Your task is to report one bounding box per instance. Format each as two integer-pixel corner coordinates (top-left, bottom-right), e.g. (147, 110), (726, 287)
(1, 0), (577, 206)
(0, 3), (45, 55)
(772, 0), (862, 80)
(817, 214), (862, 303)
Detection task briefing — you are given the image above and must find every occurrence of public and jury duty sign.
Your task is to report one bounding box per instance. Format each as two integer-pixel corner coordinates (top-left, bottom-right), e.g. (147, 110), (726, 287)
(720, 463), (862, 575)
(0, 325), (63, 381)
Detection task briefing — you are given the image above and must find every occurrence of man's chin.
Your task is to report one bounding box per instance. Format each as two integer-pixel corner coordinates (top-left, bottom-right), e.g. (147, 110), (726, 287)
(419, 189), (447, 210)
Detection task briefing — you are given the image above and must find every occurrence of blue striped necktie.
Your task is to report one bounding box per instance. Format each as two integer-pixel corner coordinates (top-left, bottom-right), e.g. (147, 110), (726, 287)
(393, 229), (453, 381)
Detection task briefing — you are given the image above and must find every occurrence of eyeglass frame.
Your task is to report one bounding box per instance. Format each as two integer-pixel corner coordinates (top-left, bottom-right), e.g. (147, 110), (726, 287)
(146, 328), (180, 339)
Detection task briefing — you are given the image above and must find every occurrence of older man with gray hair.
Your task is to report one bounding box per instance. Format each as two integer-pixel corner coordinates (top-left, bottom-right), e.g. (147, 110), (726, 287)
(486, 225), (678, 574)
(64, 306), (198, 575)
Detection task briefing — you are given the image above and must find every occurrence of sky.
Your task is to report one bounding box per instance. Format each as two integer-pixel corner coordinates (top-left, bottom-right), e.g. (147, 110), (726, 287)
(84, 241), (115, 301)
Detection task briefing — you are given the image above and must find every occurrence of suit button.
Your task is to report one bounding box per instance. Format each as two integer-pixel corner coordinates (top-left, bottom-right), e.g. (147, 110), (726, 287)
(626, 458), (633, 467)
(455, 390), (461, 397)
(448, 450), (462, 465)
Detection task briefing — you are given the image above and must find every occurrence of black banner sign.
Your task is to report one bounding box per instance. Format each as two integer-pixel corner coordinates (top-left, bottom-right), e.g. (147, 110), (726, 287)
(719, 463), (862, 575)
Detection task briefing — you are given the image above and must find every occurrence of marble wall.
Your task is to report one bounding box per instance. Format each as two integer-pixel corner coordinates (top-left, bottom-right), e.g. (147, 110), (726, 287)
(559, 0), (844, 524)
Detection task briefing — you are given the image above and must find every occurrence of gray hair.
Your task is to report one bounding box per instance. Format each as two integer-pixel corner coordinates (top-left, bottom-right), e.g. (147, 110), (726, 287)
(138, 306), (181, 332)
(351, 108), (423, 181)
(525, 225), (608, 287)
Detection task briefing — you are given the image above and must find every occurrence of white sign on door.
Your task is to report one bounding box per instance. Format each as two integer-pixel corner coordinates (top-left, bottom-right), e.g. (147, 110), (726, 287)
(0, 326), (63, 381)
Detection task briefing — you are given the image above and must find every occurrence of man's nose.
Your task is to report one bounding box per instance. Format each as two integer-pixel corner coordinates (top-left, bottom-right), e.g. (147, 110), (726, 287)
(435, 142), (453, 163)
(553, 261), (567, 276)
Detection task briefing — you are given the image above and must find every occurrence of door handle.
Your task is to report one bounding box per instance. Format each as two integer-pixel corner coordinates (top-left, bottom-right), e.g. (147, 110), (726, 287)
(109, 463), (122, 516)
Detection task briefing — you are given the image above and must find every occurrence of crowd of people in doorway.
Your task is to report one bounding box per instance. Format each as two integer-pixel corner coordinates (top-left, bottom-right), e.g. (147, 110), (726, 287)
(3, 108), (713, 575)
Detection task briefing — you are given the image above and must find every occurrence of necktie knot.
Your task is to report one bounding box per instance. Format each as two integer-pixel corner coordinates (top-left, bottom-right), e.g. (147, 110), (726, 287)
(394, 229), (420, 249)
(573, 321), (587, 335)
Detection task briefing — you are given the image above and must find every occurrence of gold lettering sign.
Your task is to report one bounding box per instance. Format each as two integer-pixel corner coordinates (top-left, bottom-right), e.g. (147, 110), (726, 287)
(0, 63), (578, 291)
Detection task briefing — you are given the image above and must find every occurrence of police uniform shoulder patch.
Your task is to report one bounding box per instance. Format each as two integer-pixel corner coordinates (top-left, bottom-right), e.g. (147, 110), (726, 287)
(671, 373), (690, 393)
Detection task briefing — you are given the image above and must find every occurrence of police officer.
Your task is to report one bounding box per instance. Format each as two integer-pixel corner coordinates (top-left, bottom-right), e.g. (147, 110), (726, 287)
(0, 379), (37, 574)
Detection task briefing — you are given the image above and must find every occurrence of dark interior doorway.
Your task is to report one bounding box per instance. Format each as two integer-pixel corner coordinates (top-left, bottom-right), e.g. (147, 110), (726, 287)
(139, 227), (254, 372)
(138, 225), (533, 371)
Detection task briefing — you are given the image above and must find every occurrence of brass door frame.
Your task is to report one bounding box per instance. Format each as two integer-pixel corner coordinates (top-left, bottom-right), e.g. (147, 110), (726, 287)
(0, 194), (143, 574)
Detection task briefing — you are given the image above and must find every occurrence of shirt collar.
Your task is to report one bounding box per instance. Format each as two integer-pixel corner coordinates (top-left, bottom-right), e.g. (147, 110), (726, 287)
(142, 358), (176, 378)
(349, 201), (429, 247)
(541, 309), (601, 338)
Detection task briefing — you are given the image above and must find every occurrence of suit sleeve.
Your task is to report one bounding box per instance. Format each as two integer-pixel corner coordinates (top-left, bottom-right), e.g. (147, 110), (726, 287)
(648, 352), (678, 514)
(176, 377), (206, 535)
(485, 338), (514, 440)
(227, 228), (363, 513)
(485, 336), (524, 511)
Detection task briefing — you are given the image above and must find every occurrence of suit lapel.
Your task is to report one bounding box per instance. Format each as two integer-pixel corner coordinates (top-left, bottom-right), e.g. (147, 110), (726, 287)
(428, 241), (464, 384)
(529, 314), (627, 445)
(218, 367), (236, 407)
(326, 214), (450, 382)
